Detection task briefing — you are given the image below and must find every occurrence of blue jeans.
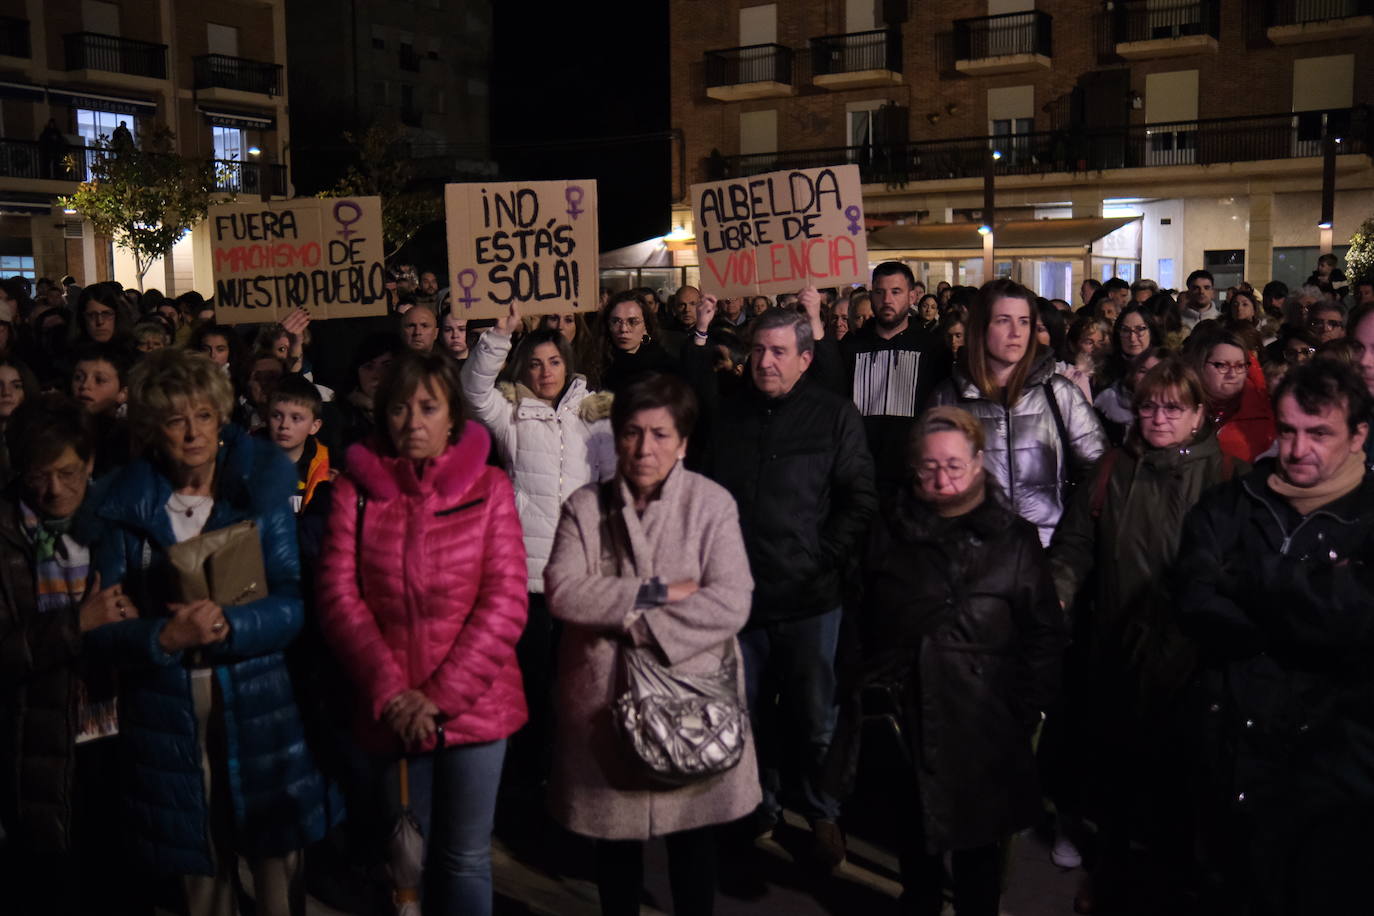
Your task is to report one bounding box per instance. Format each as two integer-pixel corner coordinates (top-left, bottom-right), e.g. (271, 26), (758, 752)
(378, 739), (507, 916)
(738, 608), (842, 822)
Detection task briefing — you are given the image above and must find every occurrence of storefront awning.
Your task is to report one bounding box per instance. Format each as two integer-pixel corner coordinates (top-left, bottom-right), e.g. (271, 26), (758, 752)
(198, 107), (275, 130)
(0, 193), (57, 215)
(600, 237), (673, 270)
(0, 80), (45, 102)
(868, 216), (1139, 251)
(47, 87), (157, 116)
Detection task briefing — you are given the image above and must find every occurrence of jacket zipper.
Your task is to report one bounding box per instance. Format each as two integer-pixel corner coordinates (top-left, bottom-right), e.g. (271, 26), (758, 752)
(1241, 479), (1356, 556)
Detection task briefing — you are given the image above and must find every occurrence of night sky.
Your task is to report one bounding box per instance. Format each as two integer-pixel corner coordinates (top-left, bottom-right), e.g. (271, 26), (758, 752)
(489, 0), (671, 252)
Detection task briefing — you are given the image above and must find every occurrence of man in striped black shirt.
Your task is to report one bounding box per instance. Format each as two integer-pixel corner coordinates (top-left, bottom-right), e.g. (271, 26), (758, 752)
(841, 261), (952, 496)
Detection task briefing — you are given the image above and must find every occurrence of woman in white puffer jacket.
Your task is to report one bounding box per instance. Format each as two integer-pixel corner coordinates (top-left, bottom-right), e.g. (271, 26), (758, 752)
(461, 304), (616, 592)
(460, 303), (615, 786)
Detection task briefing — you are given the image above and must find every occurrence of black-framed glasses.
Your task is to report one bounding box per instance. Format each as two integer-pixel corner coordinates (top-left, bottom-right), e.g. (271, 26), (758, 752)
(1309, 318), (1345, 330)
(1284, 346), (1316, 363)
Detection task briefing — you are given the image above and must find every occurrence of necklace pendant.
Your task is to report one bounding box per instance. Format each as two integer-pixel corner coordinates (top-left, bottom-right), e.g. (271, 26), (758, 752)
(185, 507), (195, 517)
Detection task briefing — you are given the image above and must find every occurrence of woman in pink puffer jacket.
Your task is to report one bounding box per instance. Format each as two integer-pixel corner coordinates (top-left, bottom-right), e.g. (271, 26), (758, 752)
(318, 350), (527, 916)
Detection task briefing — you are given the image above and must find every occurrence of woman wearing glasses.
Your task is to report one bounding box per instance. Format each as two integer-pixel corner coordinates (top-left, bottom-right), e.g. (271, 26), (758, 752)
(1049, 356), (1246, 913)
(833, 404), (1065, 916)
(1194, 328), (1275, 463)
(598, 290), (677, 394)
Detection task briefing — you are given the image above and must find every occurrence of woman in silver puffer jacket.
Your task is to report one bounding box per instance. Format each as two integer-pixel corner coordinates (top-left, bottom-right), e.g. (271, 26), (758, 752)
(932, 278), (1106, 546)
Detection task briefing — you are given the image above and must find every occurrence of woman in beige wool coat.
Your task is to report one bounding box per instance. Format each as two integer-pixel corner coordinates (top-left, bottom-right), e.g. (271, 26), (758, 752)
(544, 372), (759, 916)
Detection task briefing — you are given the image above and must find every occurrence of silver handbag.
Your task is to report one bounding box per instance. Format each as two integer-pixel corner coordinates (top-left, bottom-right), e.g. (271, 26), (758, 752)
(595, 481), (746, 786)
(612, 640), (746, 786)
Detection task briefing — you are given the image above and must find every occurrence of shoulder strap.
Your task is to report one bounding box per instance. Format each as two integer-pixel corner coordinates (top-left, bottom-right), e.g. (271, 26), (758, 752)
(1220, 452), (1235, 482)
(1044, 380), (1072, 483)
(1090, 449), (1122, 520)
(354, 492), (366, 596)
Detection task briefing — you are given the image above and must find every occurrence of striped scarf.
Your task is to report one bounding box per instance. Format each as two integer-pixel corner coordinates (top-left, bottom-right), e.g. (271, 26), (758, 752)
(20, 502), (89, 615)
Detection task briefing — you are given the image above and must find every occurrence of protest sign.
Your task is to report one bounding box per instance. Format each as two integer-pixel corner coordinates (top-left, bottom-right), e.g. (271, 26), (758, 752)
(691, 164), (868, 298)
(444, 180), (599, 319)
(209, 196), (386, 324)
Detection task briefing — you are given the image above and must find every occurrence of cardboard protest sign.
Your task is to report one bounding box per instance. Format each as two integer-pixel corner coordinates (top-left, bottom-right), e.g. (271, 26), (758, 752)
(209, 196), (386, 324)
(692, 164), (868, 298)
(444, 180), (599, 320)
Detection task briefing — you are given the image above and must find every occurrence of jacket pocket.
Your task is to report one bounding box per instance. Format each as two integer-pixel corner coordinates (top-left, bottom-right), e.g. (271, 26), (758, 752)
(436, 497), (485, 517)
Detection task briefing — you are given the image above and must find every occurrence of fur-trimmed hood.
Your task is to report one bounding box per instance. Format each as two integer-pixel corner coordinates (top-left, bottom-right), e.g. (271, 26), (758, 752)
(497, 376), (612, 421)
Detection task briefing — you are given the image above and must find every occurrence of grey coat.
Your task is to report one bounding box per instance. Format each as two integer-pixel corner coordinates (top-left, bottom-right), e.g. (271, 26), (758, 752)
(932, 353), (1106, 545)
(544, 464), (760, 840)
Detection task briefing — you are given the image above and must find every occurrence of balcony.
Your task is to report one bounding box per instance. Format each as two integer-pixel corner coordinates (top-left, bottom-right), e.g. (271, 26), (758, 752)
(0, 17), (29, 61)
(718, 107), (1369, 186)
(64, 32), (167, 87)
(213, 159), (288, 197)
(193, 54), (282, 104)
(1268, 0), (1374, 43)
(810, 28), (902, 90)
(954, 10), (1052, 75)
(704, 44), (794, 101)
(1114, 0), (1220, 58)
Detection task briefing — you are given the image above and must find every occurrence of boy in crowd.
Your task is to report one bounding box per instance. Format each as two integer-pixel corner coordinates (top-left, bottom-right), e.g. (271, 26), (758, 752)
(266, 374), (332, 521)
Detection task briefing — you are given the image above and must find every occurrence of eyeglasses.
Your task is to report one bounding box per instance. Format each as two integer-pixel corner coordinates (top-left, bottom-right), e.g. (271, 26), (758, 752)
(22, 463), (86, 490)
(609, 317), (643, 330)
(1309, 318), (1345, 330)
(1137, 402), (1188, 419)
(1120, 325), (1150, 338)
(916, 458), (973, 481)
(1284, 346), (1316, 362)
(86, 309), (116, 324)
(1206, 360), (1248, 376)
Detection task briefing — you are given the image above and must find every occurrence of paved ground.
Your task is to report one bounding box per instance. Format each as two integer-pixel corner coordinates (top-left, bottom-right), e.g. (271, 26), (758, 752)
(306, 806), (1087, 916)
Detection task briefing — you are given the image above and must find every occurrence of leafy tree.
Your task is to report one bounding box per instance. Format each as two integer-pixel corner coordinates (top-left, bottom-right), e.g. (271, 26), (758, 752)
(1345, 216), (1374, 288)
(59, 125), (224, 288)
(322, 125), (439, 260)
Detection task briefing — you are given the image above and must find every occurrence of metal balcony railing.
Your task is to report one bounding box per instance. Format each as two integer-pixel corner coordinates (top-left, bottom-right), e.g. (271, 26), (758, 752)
(1114, 0), (1220, 42)
(718, 108), (1370, 186)
(64, 31), (167, 79)
(193, 54), (281, 95)
(213, 159), (287, 196)
(0, 16), (29, 58)
(954, 10), (1053, 61)
(704, 43), (793, 87)
(1271, 0), (1374, 25)
(811, 28), (902, 75)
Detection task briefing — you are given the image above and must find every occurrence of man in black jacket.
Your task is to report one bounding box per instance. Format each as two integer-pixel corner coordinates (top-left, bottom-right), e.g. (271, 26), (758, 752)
(841, 261), (951, 497)
(1179, 361), (1374, 916)
(693, 304), (877, 869)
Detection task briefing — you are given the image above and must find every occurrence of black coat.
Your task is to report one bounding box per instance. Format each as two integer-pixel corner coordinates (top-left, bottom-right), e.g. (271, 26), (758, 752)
(706, 372), (877, 626)
(0, 487), (105, 854)
(834, 486), (1067, 852)
(1179, 463), (1374, 817)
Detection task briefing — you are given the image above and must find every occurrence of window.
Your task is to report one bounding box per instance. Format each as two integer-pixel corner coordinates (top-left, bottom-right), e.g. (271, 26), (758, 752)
(371, 26), (386, 51)
(1204, 249), (1245, 292)
(1144, 70), (1198, 166)
(0, 255), (35, 280)
(212, 125), (245, 161)
(426, 38), (440, 61)
(848, 103), (883, 162)
(206, 23), (239, 57)
(990, 117), (1034, 164)
(433, 89), (446, 114)
(400, 83), (415, 110)
(373, 80), (391, 106)
(75, 109), (136, 146)
(1157, 257), (1175, 290)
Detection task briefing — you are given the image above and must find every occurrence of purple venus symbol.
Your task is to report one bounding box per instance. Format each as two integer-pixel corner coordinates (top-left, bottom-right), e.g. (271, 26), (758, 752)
(844, 205), (862, 236)
(333, 200), (363, 239)
(457, 269), (479, 309)
(565, 185), (584, 220)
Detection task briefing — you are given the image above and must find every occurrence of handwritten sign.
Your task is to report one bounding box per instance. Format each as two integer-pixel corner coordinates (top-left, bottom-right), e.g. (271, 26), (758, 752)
(691, 164), (868, 298)
(208, 196), (386, 324)
(444, 180), (599, 319)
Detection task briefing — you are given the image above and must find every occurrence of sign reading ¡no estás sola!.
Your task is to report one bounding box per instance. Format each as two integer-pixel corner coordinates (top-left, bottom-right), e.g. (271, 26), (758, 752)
(444, 180), (600, 320)
(208, 196), (386, 324)
(691, 164), (868, 298)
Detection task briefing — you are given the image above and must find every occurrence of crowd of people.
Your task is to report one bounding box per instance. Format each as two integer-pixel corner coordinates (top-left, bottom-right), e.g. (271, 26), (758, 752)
(0, 253), (1370, 916)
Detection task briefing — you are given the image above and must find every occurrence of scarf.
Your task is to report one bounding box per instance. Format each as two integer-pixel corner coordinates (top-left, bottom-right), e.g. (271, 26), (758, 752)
(923, 471), (989, 518)
(20, 503), (88, 615)
(1267, 450), (1366, 516)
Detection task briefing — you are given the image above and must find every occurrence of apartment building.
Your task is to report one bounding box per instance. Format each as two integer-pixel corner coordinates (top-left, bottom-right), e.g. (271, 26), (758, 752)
(285, 0), (495, 198)
(669, 0), (1374, 296)
(0, 0), (289, 291)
